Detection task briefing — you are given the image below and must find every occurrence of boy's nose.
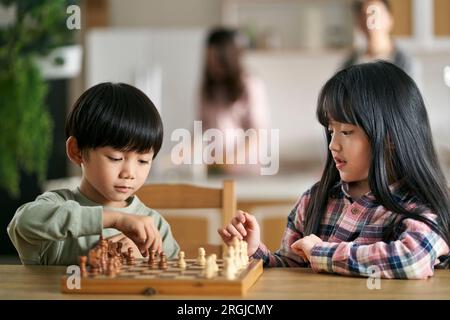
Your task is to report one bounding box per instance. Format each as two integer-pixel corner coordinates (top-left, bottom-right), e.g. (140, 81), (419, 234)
(119, 164), (135, 179)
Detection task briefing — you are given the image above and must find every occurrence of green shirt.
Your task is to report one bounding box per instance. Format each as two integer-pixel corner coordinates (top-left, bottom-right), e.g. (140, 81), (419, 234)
(7, 188), (179, 265)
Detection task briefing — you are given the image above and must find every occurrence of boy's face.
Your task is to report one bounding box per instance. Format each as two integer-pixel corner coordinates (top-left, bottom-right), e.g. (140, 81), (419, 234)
(327, 120), (372, 186)
(79, 146), (154, 207)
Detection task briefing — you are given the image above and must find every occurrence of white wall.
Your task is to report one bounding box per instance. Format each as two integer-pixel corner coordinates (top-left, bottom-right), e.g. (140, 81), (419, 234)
(108, 0), (222, 28)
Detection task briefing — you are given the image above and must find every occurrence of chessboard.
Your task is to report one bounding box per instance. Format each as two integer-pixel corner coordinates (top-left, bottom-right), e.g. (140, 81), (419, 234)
(61, 257), (263, 296)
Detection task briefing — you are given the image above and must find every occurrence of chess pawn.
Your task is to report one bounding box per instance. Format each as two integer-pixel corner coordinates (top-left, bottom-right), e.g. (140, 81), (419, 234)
(224, 256), (236, 280)
(222, 245), (228, 260)
(197, 247), (206, 267)
(178, 251), (186, 270)
(204, 255), (215, 279)
(227, 246), (236, 270)
(148, 249), (156, 266)
(88, 249), (99, 275)
(79, 256), (88, 277)
(127, 247), (135, 265)
(106, 260), (116, 277)
(211, 254), (219, 274)
(159, 252), (168, 270)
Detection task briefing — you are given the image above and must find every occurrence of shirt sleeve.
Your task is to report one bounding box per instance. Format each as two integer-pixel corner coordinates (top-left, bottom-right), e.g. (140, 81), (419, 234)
(252, 191), (310, 267)
(7, 192), (103, 264)
(309, 214), (450, 279)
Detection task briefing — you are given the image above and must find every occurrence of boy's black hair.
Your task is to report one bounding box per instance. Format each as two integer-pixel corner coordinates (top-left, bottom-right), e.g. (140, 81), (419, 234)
(305, 61), (450, 247)
(65, 82), (163, 158)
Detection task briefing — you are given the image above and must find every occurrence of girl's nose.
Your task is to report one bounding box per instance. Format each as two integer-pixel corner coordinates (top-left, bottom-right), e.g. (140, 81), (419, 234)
(328, 135), (341, 152)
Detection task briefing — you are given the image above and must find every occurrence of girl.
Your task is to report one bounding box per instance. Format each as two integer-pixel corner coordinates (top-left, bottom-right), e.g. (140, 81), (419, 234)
(218, 61), (450, 279)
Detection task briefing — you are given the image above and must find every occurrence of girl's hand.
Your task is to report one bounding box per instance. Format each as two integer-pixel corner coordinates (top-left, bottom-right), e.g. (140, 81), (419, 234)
(218, 210), (261, 256)
(291, 234), (323, 261)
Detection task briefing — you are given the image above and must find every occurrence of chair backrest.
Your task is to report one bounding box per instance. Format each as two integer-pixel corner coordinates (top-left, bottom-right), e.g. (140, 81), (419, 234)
(135, 180), (236, 258)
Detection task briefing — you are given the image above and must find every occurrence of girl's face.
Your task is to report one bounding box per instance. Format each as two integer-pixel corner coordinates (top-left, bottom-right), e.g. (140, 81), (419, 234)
(328, 120), (372, 185)
(79, 147), (154, 207)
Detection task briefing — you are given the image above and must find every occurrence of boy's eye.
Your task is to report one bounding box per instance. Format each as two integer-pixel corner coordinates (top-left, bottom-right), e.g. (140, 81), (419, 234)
(139, 160), (150, 165)
(107, 156), (122, 162)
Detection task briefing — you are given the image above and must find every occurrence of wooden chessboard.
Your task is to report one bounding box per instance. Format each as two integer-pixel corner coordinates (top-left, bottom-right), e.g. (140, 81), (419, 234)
(61, 258), (263, 296)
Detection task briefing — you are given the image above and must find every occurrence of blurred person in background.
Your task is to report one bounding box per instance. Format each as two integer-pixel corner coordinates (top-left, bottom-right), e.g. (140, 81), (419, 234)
(199, 27), (270, 176)
(342, 0), (413, 75)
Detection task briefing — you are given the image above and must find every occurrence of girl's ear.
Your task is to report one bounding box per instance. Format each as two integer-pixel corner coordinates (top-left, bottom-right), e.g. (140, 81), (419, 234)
(66, 136), (83, 166)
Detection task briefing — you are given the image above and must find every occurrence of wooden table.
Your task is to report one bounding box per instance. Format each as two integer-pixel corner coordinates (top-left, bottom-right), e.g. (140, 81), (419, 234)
(0, 265), (449, 300)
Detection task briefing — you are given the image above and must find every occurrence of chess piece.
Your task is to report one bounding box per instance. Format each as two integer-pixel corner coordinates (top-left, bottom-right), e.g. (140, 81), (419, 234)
(79, 256), (88, 277)
(211, 254), (219, 273)
(148, 249), (156, 267)
(227, 246), (235, 270)
(204, 255), (215, 279)
(178, 251), (186, 269)
(159, 252), (168, 270)
(88, 249), (99, 275)
(106, 259), (116, 277)
(224, 256), (236, 280)
(197, 247), (206, 267)
(126, 247), (135, 265)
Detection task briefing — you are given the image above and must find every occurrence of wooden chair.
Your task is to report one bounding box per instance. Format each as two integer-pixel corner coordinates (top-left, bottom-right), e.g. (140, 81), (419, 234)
(135, 180), (236, 258)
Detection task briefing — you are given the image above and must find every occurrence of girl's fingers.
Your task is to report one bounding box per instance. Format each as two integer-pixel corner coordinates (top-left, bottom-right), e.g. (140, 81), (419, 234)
(225, 224), (244, 240)
(218, 228), (231, 238)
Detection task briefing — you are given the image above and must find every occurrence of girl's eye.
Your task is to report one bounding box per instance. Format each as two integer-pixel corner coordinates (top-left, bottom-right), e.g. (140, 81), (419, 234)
(341, 130), (354, 136)
(108, 156), (122, 162)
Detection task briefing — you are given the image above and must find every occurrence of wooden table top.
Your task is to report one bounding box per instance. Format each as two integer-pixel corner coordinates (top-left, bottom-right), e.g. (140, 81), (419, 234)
(0, 264), (449, 300)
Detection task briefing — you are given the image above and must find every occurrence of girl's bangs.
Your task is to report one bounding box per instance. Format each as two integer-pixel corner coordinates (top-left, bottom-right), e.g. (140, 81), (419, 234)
(317, 78), (358, 128)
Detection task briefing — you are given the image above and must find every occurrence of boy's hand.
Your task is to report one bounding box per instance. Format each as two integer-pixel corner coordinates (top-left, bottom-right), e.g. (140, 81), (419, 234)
(218, 210), (261, 256)
(106, 233), (144, 258)
(291, 234), (323, 261)
(103, 211), (162, 255)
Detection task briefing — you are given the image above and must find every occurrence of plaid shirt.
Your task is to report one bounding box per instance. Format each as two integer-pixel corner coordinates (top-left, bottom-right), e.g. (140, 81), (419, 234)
(253, 181), (449, 279)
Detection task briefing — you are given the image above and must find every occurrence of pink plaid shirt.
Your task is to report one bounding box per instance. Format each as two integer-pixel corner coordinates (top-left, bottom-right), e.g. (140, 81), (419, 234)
(253, 181), (449, 279)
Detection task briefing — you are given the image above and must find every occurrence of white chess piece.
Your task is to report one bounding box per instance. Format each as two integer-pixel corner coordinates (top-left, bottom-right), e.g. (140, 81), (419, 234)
(204, 255), (215, 279)
(178, 251), (186, 269)
(224, 256), (236, 280)
(233, 239), (242, 270)
(197, 247), (206, 266)
(211, 254), (219, 273)
(227, 246), (235, 270)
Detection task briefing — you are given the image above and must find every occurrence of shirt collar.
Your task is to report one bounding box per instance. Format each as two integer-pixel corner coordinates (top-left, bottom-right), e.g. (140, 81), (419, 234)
(337, 180), (408, 202)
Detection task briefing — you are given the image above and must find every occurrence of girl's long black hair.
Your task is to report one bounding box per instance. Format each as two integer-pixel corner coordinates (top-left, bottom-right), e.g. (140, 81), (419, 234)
(201, 27), (245, 105)
(304, 61), (450, 247)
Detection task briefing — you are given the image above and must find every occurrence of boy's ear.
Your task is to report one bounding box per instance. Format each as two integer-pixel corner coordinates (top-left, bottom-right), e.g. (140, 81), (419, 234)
(66, 136), (83, 166)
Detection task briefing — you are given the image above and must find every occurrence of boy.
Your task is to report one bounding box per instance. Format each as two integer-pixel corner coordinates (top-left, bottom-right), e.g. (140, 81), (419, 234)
(7, 82), (179, 265)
